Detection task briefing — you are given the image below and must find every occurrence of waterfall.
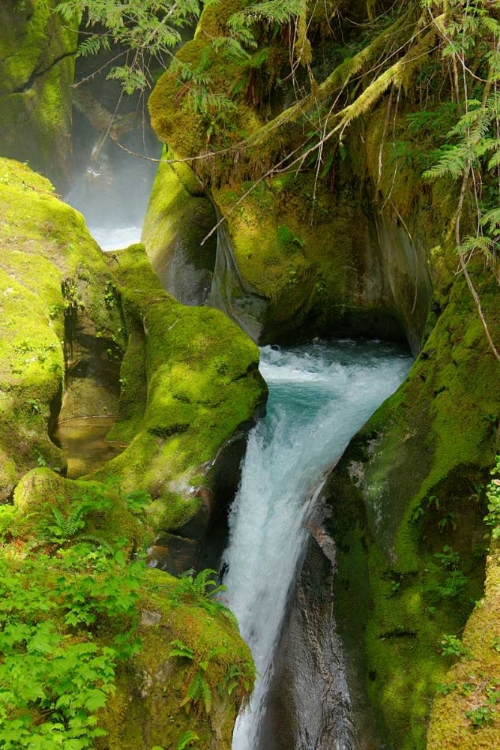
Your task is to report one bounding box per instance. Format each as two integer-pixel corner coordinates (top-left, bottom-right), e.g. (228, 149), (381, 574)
(222, 341), (412, 750)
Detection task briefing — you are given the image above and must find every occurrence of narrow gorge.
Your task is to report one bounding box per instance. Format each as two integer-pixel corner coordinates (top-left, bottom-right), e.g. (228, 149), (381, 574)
(0, 1), (500, 750)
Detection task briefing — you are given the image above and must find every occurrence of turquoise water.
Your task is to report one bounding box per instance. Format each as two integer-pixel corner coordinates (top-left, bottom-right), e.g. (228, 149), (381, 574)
(223, 340), (413, 750)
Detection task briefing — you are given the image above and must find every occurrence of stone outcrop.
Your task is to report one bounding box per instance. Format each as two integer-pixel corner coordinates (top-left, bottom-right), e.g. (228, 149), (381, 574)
(0, 0), (77, 190)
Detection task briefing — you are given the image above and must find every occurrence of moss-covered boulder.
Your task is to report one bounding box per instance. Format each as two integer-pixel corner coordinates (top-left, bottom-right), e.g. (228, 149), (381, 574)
(0, 0), (77, 190)
(142, 148), (217, 306)
(0, 158), (260, 747)
(0, 156), (266, 546)
(148, 0), (434, 348)
(0, 157), (126, 499)
(0, 507), (251, 750)
(210, 172), (421, 345)
(427, 540), (500, 749)
(324, 257), (500, 748)
(12, 466), (145, 551)
(91, 243), (267, 537)
(99, 568), (254, 750)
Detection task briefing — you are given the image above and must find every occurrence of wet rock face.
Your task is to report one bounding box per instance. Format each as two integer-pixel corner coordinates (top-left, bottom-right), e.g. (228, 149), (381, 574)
(260, 519), (365, 750)
(0, 0), (77, 191)
(142, 150), (218, 306)
(143, 145), (429, 351)
(322, 254), (500, 748)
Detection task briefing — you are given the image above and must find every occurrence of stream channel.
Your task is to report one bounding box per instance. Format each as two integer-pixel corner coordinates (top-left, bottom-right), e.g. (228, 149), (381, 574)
(68, 156), (412, 749)
(223, 342), (412, 749)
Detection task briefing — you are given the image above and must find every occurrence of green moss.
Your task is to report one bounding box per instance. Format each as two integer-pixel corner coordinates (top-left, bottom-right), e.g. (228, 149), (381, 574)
(0, 1), (77, 188)
(12, 467), (146, 550)
(142, 146), (217, 296)
(326, 256), (500, 748)
(148, 0), (287, 166)
(0, 157), (126, 497)
(93, 244), (267, 534)
(427, 542), (500, 749)
(98, 568), (254, 750)
(212, 170), (407, 343)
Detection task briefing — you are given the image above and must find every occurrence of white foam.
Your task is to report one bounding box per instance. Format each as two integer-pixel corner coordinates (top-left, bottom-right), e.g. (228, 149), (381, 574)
(223, 341), (412, 750)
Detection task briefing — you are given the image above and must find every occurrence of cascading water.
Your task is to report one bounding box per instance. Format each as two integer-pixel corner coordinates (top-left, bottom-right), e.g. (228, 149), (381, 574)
(222, 340), (412, 750)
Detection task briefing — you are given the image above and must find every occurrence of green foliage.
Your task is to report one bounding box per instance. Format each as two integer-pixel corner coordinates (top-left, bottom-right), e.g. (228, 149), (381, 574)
(56, 0), (203, 93)
(440, 634), (471, 659)
(219, 663), (252, 697)
(464, 680), (500, 727)
(434, 546), (468, 602)
(125, 489), (152, 515)
(422, 1), (500, 279)
(169, 569), (237, 625)
(484, 456), (500, 541)
(0, 545), (145, 747)
(277, 225), (305, 254)
(44, 502), (94, 542)
(175, 730), (200, 750)
(169, 637), (247, 716)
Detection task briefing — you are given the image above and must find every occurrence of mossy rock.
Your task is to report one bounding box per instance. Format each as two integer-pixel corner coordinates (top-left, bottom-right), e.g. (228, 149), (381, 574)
(324, 258), (500, 748)
(0, 157), (126, 499)
(0, 0), (78, 190)
(148, 3), (436, 347)
(211, 172), (416, 345)
(12, 466), (146, 550)
(427, 542), (500, 749)
(90, 244), (267, 535)
(148, 0), (276, 164)
(98, 568), (254, 750)
(142, 147), (217, 305)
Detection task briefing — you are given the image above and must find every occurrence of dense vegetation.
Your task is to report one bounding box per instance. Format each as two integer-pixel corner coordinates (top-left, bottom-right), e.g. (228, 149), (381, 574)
(1, 0), (500, 748)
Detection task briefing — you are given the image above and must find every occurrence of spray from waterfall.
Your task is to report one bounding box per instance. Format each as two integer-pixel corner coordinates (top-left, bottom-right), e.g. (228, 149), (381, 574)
(65, 129), (159, 251)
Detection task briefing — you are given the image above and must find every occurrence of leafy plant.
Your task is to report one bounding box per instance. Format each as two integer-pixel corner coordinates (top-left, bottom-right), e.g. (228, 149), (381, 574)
(175, 731), (200, 750)
(440, 634), (471, 659)
(484, 457), (500, 540)
(466, 705), (494, 728)
(125, 489), (151, 516)
(168, 637), (250, 716)
(27, 398), (42, 415)
(56, 0), (204, 94)
(0, 545), (145, 747)
(434, 546), (468, 598)
(104, 280), (118, 309)
(439, 512), (457, 532)
(219, 664), (252, 698)
(169, 640), (223, 715)
(170, 569), (236, 624)
(45, 502), (92, 541)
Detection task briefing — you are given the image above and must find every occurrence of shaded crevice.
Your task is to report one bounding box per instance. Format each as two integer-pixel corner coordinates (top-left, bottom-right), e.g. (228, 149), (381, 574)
(12, 49), (77, 94)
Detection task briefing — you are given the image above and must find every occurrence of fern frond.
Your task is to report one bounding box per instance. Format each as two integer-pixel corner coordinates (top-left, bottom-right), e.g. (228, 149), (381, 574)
(481, 208), (500, 231)
(201, 677), (212, 714)
(169, 639), (194, 660)
(175, 731), (200, 750)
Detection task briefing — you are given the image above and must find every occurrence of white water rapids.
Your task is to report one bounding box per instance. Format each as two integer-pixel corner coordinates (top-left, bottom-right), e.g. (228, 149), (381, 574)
(222, 341), (412, 750)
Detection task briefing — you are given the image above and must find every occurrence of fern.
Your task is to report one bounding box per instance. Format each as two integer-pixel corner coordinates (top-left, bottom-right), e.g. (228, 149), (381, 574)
(175, 731), (199, 750)
(230, 0), (301, 28)
(77, 534), (114, 554)
(56, 0), (203, 93)
(169, 639), (194, 660)
(46, 502), (93, 541)
(201, 678), (212, 714)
